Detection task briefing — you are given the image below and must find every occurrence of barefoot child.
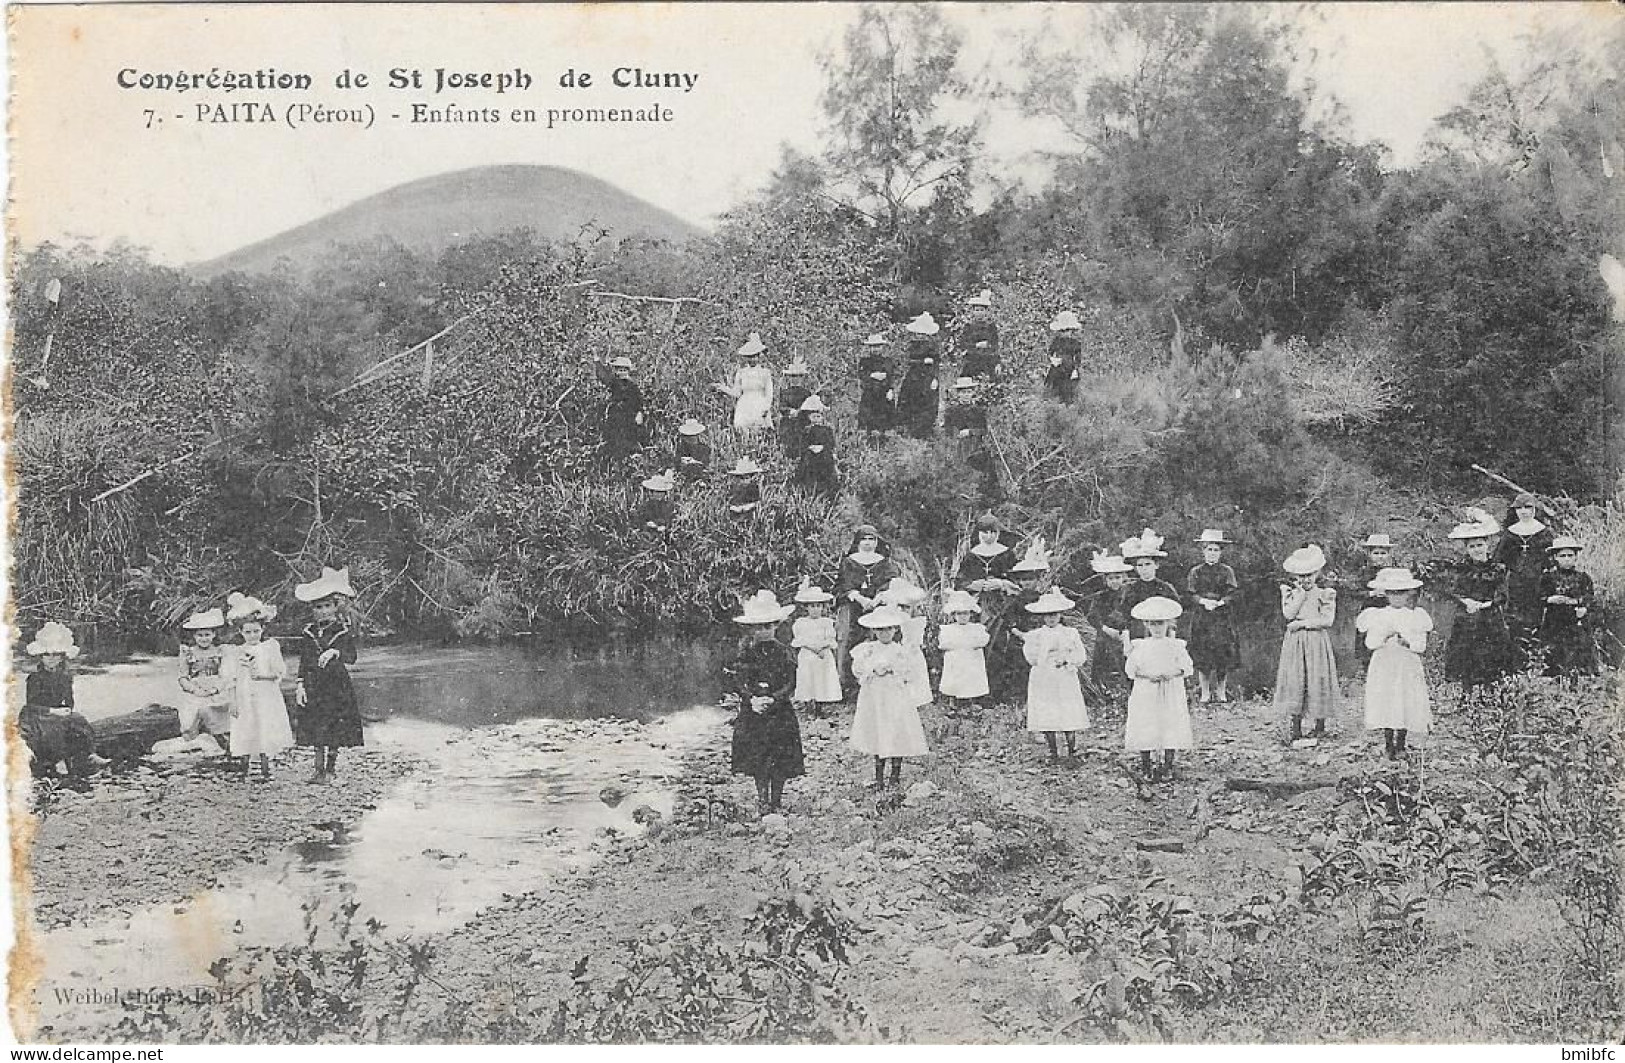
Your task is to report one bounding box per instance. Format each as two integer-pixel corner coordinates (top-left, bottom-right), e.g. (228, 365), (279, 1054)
(293, 567), (363, 785)
(224, 594), (293, 782)
(1124, 597), (1195, 781)
(1357, 569), (1432, 759)
(177, 608), (231, 742)
(790, 579), (843, 715)
(20, 622), (101, 784)
(850, 605), (929, 789)
(1274, 545), (1339, 744)
(726, 590), (804, 812)
(1022, 589), (1091, 764)
(937, 590), (991, 727)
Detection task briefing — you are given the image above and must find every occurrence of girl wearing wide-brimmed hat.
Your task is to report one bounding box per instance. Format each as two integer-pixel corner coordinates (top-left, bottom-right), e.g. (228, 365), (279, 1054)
(1495, 492), (1555, 661)
(638, 469), (677, 538)
(789, 579), (842, 711)
(1185, 529), (1241, 705)
(19, 621), (101, 783)
(1441, 509), (1514, 687)
(856, 333), (896, 435)
(897, 313), (943, 439)
(725, 590), (804, 812)
(1124, 596), (1195, 781)
(1022, 589), (1091, 765)
(177, 607), (232, 741)
(1274, 545), (1340, 743)
(1348, 533), (1396, 668)
(1119, 530), (1181, 641)
(1044, 310), (1083, 403)
(937, 589), (991, 719)
(794, 395), (838, 496)
(1357, 568), (1432, 759)
(673, 418), (713, 482)
(293, 567), (364, 784)
(849, 604), (929, 789)
(1084, 551), (1134, 700)
(223, 593), (294, 782)
(878, 577), (933, 711)
(1537, 536), (1597, 677)
(592, 353), (646, 466)
(714, 332), (775, 435)
(1003, 537), (1055, 698)
(957, 289), (1000, 382)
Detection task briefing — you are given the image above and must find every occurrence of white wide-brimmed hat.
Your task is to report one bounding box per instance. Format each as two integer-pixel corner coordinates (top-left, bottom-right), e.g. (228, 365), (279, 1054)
(294, 566), (356, 602)
(1049, 310), (1082, 332)
(1362, 533), (1394, 549)
(737, 332), (767, 357)
(862, 333), (889, 346)
(1120, 529), (1167, 560)
(966, 289), (993, 307)
(1447, 507), (1501, 540)
(1368, 567), (1422, 592)
(942, 589), (981, 615)
(879, 577), (928, 608)
(1282, 545), (1327, 576)
(182, 608), (226, 631)
(608, 356), (634, 370)
(1547, 536), (1584, 554)
(734, 589), (793, 625)
(677, 418), (707, 437)
(1130, 595), (1184, 622)
(792, 577), (834, 605)
(783, 358), (810, 375)
(1193, 529), (1232, 544)
(226, 592), (278, 624)
(641, 469), (676, 492)
(26, 621), (80, 658)
(799, 394), (829, 413)
(858, 604), (910, 630)
(728, 456), (763, 476)
(904, 312), (940, 336)
(1089, 550), (1133, 575)
(1011, 537), (1052, 573)
(1025, 588), (1076, 614)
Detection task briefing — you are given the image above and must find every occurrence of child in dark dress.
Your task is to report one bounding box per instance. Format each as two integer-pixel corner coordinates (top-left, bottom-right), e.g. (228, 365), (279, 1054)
(1185, 530), (1241, 704)
(1119, 530), (1181, 639)
(674, 419), (712, 482)
(856, 334), (895, 436)
(19, 622), (101, 784)
(1045, 311), (1083, 403)
(1442, 511), (1514, 687)
(777, 359), (813, 459)
(726, 457), (763, 520)
(293, 567), (364, 785)
(725, 590), (804, 812)
(1538, 537), (1597, 677)
(794, 396), (838, 496)
(897, 314), (942, 439)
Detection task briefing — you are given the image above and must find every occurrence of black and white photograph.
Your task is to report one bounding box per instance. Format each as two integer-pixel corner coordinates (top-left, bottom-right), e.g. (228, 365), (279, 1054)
(5, 1), (1623, 1046)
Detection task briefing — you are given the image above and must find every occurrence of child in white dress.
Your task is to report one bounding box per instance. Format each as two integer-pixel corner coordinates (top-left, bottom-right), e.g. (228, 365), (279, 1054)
(1022, 588), (1091, 764)
(790, 579), (842, 711)
(713, 332), (774, 434)
(937, 590), (990, 716)
(850, 605), (929, 789)
(1124, 596), (1195, 781)
(224, 594), (294, 782)
(1357, 569), (1432, 760)
(879, 578), (932, 710)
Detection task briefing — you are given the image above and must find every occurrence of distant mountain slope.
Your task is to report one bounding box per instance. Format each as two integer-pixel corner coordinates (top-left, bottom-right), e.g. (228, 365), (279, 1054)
(193, 165), (703, 276)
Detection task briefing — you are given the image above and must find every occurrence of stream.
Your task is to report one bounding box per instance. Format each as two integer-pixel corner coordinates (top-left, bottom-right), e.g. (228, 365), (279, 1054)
(26, 639), (729, 1028)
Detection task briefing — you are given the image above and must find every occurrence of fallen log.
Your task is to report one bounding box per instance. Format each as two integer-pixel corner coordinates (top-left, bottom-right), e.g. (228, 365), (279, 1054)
(1225, 777), (1338, 798)
(92, 704), (182, 761)
(1135, 837), (1187, 853)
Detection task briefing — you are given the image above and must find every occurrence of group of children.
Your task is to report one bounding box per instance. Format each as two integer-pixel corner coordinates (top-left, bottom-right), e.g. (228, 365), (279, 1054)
(723, 501), (1604, 809)
(19, 566), (364, 787)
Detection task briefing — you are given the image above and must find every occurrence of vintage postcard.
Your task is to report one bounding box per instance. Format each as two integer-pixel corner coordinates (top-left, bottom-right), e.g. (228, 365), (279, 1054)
(5, 0), (1622, 1047)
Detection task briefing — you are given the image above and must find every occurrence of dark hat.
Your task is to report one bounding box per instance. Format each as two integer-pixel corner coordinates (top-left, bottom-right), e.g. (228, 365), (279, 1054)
(976, 513), (1002, 532)
(1513, 492), (1539, 508)
(853, 523), (879, 539)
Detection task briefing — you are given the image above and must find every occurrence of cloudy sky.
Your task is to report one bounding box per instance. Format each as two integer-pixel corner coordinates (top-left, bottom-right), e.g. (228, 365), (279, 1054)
(8, 2), (1614, 265)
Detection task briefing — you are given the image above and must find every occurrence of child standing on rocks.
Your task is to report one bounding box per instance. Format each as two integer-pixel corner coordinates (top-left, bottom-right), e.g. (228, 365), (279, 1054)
(1022, 589), (1091, 765)
(294, 567), (364, 785)
(1274, 545), (1339, 745)
(1124, 597), (1195, 781)
(790, 580), (842, 715)
(879, 578), (933, 714)
(224, 593), (293, 783)
(849, 605), (929, 789)
(1357, 569), (1432, 759)
(726, 590), (804, 813)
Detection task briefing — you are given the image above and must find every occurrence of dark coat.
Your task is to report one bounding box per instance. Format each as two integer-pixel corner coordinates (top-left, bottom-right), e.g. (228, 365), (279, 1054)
(725, 639), (804, 779)
(1442, 558), (1514, 685)
(1045, 334), (1082, 402)
(594, 363), (646, 460)
(857, 353), (895, 432)
(1185, 562), (1241, 674)
(796, 423), (838, 494)
(674, 435), (712, 481)
(295, 619), (364, 748)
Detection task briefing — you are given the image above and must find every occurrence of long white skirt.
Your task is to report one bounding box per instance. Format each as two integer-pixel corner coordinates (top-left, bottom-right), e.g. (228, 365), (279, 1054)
(850, 677), (929, 758)
(939, 649), (989, 699)
(230, 683), (295, 757)
(1363, 644), (1431, 733)
(794, 648), (843, 703)
(1124, 678), (1194, 751)
(1026, 663), (1090, 731)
